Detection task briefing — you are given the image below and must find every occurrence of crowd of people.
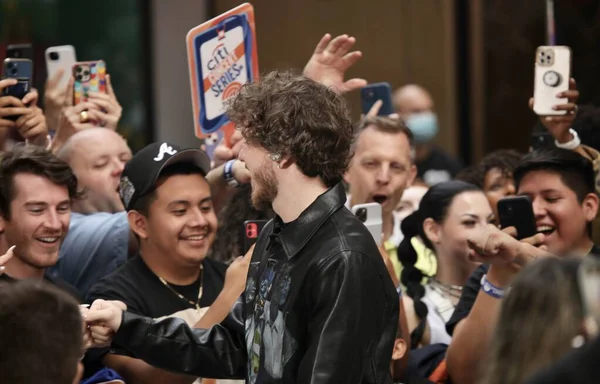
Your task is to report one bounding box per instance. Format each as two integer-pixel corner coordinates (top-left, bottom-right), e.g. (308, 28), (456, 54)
(0, 32), (599, 384)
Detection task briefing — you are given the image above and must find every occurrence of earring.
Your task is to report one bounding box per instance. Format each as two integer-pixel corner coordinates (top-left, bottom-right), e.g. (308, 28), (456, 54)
(269, 153), (281, 162)
(277, 164), (282, 169)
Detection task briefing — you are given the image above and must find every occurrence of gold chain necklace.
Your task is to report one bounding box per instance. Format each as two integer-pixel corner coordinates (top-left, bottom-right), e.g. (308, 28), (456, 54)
(157, 265), (203, 311)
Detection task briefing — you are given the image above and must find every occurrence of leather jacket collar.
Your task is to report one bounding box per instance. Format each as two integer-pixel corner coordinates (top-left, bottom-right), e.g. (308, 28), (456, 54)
(273, 182), (346, 259)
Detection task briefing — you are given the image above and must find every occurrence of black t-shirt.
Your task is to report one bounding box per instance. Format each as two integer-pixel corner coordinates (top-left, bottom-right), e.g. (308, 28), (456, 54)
(86, 255), (228, 316)
(84, 255), (228, 377)
(0, 271), (81, 302)
(446, 244), (600, 336)
(416, 146), (463, 186)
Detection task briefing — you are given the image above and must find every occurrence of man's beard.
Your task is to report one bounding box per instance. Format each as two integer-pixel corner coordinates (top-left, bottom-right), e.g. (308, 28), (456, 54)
(251, 164), (278, 212)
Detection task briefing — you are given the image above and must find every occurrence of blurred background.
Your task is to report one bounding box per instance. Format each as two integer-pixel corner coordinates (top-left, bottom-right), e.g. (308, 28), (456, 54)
(1, 0), (598, 163)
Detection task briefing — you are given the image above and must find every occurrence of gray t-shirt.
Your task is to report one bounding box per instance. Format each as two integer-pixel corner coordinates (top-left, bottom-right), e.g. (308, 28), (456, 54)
(48, 211), (129, 298)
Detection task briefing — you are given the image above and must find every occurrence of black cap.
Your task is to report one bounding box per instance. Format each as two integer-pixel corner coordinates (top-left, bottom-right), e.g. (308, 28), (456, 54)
(119, 142), (211, 210)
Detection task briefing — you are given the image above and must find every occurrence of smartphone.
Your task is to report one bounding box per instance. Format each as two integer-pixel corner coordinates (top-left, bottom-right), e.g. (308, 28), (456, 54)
(7, 43), (33, 61)
(2, 58), (32, 98)
(578, 256), (600, 338)
(497, 196), (537, 240)
(533, 46), (572, 116)
(352, 203), (383, 246)
(72, 60), (107, 105)
(361, 82), (394, 116)
(531, 131), (555, 150)
(243, 220), (268, 254)
(46, 45), (77, 91)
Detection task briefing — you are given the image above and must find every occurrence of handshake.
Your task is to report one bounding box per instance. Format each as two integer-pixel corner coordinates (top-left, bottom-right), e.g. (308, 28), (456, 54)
(80, 299), (128, 349)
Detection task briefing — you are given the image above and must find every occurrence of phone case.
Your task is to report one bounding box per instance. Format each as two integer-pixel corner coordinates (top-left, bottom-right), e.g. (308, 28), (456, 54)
(72, 60), (107, 105)
(46, 45), (77, 90)
(533, 46), (571, 116)
(2, 59), (33, 100)
(361, 82), (394, 116)
(352, 203), (383, 246)
(243, 220), (268, 254)
(497, 196), (537, 240)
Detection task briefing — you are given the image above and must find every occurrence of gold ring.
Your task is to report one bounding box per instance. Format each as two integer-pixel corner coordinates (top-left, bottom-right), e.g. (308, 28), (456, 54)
(80, 110), (89, 123)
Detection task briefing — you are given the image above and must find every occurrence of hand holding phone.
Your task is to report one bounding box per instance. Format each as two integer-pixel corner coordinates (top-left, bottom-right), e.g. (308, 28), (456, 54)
(352, 203), (383, 246)
(72, 61), (107, 105)
(497, 196), (538, 240)
(361, 82), (394, 117)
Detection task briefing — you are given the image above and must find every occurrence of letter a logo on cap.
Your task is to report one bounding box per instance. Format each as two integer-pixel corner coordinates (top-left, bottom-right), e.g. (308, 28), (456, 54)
(154, 143), (177, 162)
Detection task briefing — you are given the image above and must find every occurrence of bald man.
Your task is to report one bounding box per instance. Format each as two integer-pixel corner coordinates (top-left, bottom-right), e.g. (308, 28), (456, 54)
(48, 129), (135, 298)
(393, 85), (462, 185)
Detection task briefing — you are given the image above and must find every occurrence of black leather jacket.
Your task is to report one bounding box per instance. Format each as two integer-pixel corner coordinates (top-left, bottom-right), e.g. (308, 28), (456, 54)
(113, 183), (399, 384)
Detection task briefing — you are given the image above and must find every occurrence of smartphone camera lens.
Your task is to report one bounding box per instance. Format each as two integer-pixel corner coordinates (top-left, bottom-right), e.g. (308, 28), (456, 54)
(49, 51), (59, 61)
(10, 68), (17, 76)
(356, 208), (367, 223)
(75, 67), (82, 73)
(6, 62), (14, 69)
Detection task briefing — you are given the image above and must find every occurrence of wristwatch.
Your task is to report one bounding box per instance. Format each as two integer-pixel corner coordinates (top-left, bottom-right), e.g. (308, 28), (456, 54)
(223, 160), (240, 188)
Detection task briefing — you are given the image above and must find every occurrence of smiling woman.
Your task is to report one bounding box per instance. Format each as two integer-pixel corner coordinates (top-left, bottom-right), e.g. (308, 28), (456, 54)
(398, 180), (494, 348)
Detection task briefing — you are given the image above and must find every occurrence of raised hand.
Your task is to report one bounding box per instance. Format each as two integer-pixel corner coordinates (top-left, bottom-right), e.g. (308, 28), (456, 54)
(0, 245), (15, 275)
(303, 33), (367, 95)
(86, 74), (122, 130)
(529, 78), (579, 144)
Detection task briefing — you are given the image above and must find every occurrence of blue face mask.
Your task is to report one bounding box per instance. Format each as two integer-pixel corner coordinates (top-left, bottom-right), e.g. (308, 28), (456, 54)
(405, 112), (439, 144)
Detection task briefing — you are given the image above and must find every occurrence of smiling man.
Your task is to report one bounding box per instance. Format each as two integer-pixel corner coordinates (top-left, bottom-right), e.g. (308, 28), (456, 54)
(345, 117), (417, 277)
(0, 145), (80, 298)
(446, 148), (600, 384)
(86, 142), (230, 384)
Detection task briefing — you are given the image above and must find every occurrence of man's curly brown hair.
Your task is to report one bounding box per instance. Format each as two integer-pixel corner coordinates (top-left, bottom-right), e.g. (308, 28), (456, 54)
(226, 71), (355, 188)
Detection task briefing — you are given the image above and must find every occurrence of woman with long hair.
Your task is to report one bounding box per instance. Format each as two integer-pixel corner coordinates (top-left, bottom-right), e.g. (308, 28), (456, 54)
(480, 258), (586, 384)
(399, 180), (494, 348)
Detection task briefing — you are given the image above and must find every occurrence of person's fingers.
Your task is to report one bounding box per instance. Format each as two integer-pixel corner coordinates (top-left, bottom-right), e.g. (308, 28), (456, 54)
(0, 245), (15, 274)
(569, 78), (577, 90)
(342, 78), (368, 93)
(46, 68), (66, 89)
(15, 110), (38, 128)
(230, 130), (243, 146)
(0, 118), (16, 129)
(0, 96), (25, 108)
(388, 113), (400, 119)
(84, 307), (115, 324)
(327, 34), (349, 55)
(64, 77), (74, 107)
(111, 300), (127, 311)
(67, 102), (100, 117)
(339, 51), (363, 71)
(243, 243), (256, 260)
(22, 89), (39, 106)
(528, 97), (534, 110)
(501, 226), (518, 238)
(313, 33), (331, 55)
(552, 103), (577, 112)
(0, 107), (30, 118)
(86, 95), (117, 114)
(335, 36), (356, 57)
(367, 100), (383, 118)
(521, 232), (545, 246)
(213, 144), (234, 163)
(0, 78), (18, 92)
(557, 90), (579, 102)
(106, 74), (118, 101)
